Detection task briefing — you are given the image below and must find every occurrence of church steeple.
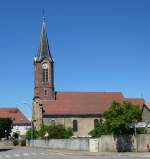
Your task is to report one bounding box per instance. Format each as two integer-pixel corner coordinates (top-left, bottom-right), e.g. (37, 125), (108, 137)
(37, 16), (53, 62)
(34, 17), (55, 100)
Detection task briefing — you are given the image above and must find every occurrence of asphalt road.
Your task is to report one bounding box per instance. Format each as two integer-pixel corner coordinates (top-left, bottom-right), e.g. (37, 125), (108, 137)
(0, 147), (150, 159)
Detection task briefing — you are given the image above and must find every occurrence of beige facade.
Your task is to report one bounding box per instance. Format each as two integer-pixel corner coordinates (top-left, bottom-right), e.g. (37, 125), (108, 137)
(32, 97), (100, 136)
(43, 116), (100, 137)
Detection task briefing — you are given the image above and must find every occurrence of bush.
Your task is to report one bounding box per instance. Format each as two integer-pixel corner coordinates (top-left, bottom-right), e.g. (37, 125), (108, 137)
(13, 139), (19, 146)
(20, 140), (26, 146)
(48, 125), (73, 139)
(12, 132), (19, 139)
(38, 124), (73, 139)
(38, 125), (49, 139)
(26, 128), (38, 140)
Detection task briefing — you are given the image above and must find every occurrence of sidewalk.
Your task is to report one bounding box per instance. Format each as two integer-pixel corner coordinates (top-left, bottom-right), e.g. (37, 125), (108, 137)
(48, 149), (150, 157)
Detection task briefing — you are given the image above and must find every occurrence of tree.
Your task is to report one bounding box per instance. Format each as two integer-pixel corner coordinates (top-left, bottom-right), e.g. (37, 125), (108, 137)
(89, 101), (142, 137)
(0, 118), (12, 139)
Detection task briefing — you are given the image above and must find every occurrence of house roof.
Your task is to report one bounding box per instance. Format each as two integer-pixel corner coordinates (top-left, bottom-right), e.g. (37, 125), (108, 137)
(42, 92), (145, 116)
(143, 102), (150, 110)
(0, 108), (31, 125)
(124, 98), (145, 109)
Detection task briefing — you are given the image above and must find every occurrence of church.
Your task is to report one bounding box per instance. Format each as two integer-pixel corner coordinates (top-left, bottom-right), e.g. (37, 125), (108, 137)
(32, 18), (145, 137)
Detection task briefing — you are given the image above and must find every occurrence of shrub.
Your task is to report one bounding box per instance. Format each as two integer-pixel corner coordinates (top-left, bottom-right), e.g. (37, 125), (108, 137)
(38, 125), (49, 139)
(20, 140), (26, 146)
(47, 125), (73, 139)
(13, 132), (19, 139)
(26, 128), (38, 140)
(38, 124), (73, 139)
(13, 139), (19, 146)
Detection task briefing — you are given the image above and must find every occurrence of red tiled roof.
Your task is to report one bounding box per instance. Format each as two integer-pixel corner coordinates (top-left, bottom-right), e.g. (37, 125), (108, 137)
(143, 102), (150, 110)
(42, 92), (145, 115)
(0, 108), (31, 125)
(124, 98), (145, 108)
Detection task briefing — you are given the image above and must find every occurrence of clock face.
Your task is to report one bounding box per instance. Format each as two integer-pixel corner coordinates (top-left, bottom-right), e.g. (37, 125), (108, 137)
(42, 63), (48, 69)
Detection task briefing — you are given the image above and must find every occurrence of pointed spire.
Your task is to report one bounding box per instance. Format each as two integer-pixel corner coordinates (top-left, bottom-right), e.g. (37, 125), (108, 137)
(37, 16), (53, 61)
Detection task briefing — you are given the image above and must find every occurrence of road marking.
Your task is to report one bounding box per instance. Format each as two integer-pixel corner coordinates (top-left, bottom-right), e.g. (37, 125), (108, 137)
(14, 154), (20, 157)
(31, 153), (36, 155)
(23, 153), (29, 156)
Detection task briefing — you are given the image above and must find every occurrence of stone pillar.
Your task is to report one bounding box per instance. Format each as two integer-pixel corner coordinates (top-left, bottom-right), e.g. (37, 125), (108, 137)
(32, 98), (43, 130)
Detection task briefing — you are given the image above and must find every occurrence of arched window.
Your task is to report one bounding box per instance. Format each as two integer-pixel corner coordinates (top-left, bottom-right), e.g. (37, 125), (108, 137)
(42, 63), (48, 82)
(73, 120), (78, 132)
(42, 68), (48, 82)
(94, 119), (99, 128)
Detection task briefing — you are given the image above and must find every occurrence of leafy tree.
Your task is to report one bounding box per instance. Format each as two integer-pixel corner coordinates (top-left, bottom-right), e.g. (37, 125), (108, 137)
(89, 101), (142, 137)
(89, 119), (110, 137)
(0, 118), (12, 139)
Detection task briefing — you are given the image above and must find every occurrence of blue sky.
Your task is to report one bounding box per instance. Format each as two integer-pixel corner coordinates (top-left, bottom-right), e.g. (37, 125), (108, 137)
(0, 0), (150, 118)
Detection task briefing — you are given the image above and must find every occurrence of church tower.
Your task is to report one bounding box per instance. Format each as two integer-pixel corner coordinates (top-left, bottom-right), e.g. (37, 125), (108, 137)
(33, 17), (55, 100)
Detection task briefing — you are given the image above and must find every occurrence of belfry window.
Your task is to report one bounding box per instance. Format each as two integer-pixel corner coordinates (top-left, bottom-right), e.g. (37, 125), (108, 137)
(73, 120), (78, 132)
(42, 63), (48, 82)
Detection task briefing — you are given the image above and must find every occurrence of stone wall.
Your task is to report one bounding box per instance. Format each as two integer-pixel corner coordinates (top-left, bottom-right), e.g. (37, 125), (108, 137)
(137, 134), (150, 152)
(97, 135), (136, 152)
(29, 138), (89, 151)
(89, 134), (150, 152)
(28, 134), (150, 152)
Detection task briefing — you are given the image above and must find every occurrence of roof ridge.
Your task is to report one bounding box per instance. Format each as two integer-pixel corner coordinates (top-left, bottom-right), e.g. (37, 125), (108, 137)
(56, 91), (123, 93)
